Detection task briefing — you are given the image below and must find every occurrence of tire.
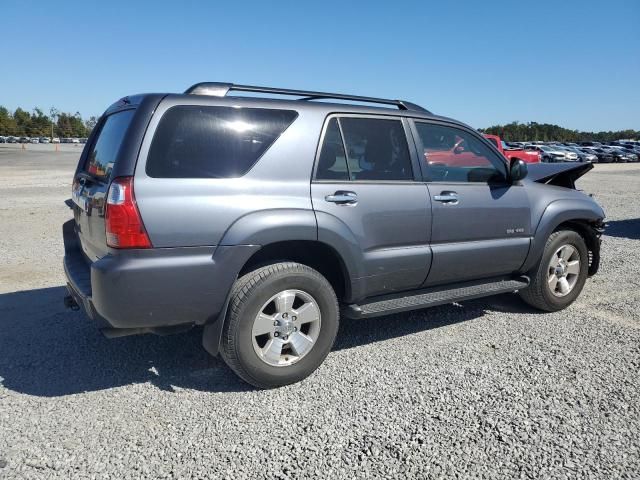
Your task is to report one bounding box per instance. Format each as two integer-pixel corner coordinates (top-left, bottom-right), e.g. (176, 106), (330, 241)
(519, 230), (589, 312)
(220, 262), (339, 389)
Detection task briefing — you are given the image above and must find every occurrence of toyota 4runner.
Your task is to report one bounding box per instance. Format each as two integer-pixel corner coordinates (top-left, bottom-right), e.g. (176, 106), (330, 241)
(63, 82), (604, 388)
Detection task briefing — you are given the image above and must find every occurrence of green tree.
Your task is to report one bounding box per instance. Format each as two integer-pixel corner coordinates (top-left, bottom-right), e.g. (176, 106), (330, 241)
(13, 108), (31, 136)
(85, 116), (98, 134)
(480, 122), (639, 143)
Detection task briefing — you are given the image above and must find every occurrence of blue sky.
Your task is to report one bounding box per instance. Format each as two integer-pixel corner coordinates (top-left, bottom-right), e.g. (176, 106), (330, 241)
(2, 0), (638, 131)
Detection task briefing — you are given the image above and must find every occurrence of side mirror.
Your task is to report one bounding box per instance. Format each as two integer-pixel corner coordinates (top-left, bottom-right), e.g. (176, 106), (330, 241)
(510, 158), (528, 183)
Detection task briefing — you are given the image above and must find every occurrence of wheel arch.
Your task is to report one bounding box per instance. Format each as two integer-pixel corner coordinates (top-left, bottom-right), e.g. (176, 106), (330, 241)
(238, 240), (352, 303)
(203, 240), (351, 359)
(521, 198), (604, 274)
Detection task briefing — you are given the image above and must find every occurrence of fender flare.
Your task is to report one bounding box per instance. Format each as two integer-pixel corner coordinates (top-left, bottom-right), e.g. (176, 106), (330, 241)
(521, 198), (605, 273)
(219, 208), (363, 290)
(219, 208), (317, 246)
(314, 211), (367, 300)
(204, 209), (362, 356)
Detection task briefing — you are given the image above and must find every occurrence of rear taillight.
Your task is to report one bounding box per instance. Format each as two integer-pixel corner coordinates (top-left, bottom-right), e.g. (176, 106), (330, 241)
(105, 176), (152, 249)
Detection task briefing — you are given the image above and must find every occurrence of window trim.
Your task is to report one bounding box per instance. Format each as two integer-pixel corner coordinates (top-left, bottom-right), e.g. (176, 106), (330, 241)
(409, 119), (509, 185)
(145, 104), (299, 179)
(312, 113), (420, 183)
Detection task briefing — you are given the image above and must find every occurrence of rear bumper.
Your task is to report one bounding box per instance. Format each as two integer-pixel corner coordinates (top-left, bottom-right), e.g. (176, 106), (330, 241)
(63, 219), (259, 332)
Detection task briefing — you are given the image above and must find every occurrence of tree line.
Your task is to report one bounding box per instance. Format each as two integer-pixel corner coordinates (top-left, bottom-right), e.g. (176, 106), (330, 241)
(2, 108), (637, 143)
(0, 106), (97, 138)
(479, 121), (639, 143)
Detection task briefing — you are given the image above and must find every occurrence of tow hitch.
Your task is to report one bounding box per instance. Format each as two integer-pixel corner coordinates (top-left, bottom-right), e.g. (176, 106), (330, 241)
(64, 294), (80, 311)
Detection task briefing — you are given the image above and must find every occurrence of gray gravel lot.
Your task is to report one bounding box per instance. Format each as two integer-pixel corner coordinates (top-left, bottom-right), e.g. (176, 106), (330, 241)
(0, 143), (638, 479)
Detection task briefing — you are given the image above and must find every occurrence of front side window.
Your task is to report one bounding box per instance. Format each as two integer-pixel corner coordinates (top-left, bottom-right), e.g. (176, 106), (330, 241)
(415, 122), (507, 183)
(147, 106), (297, 178)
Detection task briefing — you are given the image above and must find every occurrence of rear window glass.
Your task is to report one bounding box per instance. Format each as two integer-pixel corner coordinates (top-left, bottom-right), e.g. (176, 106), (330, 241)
(146, 106), (298, 178)
(84, 110), (135, 181)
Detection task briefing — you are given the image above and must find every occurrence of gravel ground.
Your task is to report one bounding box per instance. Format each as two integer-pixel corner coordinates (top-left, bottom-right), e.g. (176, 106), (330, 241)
(0, 144), (638, 479)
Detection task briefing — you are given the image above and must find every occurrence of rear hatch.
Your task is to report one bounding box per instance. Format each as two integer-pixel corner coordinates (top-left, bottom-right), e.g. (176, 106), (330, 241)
(71, 109), (137, 261)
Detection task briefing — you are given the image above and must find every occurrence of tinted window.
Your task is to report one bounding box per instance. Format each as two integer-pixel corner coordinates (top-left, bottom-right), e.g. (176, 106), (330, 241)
(415, 123), (506, 183)
(316, 118), (349, 180)
(147, 106), (297, 178)
(339, 117), (412, 181)
(84, 110), (135, 181)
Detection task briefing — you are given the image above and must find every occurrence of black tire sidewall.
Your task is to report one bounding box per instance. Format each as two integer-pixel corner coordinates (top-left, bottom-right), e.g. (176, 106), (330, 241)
(230, 267), (338, 386)
(537, 230), (589, 310)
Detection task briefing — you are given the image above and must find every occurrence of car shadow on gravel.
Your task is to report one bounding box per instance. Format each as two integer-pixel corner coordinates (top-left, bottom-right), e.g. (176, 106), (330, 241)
(605, 219), (640, 240)
(0, 286), (251, 397)
(0, 286), (538, 397)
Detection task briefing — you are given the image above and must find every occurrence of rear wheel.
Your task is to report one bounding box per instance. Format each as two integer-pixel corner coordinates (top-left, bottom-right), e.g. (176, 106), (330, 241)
(519, 230), (589, 312)
(220, 262), (339, 389)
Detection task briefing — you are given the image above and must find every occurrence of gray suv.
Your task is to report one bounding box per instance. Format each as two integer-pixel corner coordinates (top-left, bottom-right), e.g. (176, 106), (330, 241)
(63, 82), (605, 388)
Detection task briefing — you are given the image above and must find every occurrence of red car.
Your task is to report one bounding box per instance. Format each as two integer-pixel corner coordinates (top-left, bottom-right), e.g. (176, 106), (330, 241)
(483, 134), (541, 164)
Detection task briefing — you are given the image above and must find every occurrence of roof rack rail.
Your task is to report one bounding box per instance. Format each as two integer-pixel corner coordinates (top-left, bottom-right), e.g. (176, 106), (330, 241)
(184, 82), (431, 114)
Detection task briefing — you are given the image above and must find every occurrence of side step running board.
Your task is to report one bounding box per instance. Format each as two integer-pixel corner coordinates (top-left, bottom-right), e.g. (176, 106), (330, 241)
(343, 277), (529, 319)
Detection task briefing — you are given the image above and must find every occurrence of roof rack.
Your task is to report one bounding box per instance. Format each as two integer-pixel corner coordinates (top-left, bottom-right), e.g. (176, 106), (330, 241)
(184, 82), (431, 114)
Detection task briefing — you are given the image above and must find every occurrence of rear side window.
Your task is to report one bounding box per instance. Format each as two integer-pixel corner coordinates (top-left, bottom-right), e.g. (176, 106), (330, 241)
(316, 118), (349, 181)
(316, 116), (413, 181)
(341, 117), (413, 181)
(84, 109), (135, 181)
(146, 106), (298, 178)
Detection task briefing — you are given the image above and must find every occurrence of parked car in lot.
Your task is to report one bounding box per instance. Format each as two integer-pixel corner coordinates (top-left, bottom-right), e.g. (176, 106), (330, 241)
(598, 146), (631, 163)
(0, 136), (6, 143)
(524, 144), (567, 162)
(6, 136), (18, 143)
(52, 137), (61, 143)
(39, 137), (51, 144)
(483, 134), (541, 163)
(607, 145), (639, 162)
(563, 146), (597, 163)
(30, 137), (39, 144)
(63, 82), (605, 388)
(623, 145), (640, 157)
(551, 146), (580, 162)
(583, 147), (615, 163)
(18, 137), (29, 143)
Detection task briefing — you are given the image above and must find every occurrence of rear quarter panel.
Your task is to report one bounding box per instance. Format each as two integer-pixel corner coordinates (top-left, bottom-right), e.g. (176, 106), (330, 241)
(133, 97), (325, 248)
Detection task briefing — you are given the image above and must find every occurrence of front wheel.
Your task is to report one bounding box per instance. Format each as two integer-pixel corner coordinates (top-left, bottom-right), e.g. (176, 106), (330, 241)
(220, 262), (339, 389)
(519, 230), (589, 312)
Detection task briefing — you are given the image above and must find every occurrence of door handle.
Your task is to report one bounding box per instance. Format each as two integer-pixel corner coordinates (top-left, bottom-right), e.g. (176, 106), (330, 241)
(325, 191), (358, 205)
(433, 191), (459, 204)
